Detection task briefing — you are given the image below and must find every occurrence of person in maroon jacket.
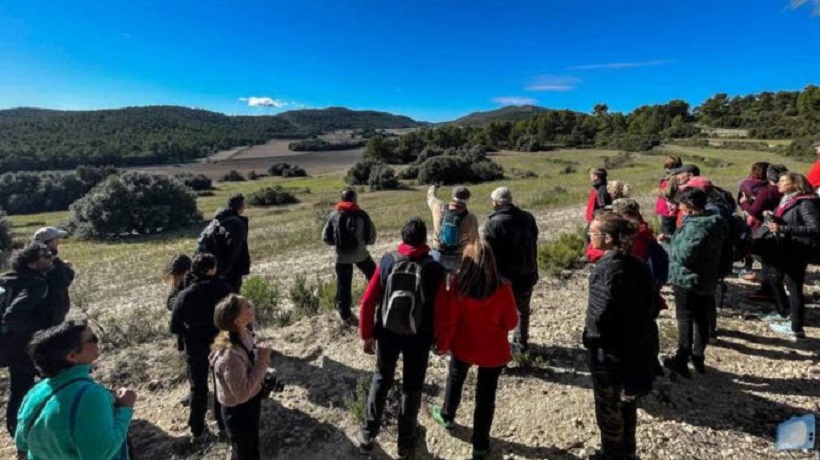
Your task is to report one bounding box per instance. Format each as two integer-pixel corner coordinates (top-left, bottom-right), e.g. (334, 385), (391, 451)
(430, 240), (518, 460)
(356, 217), (445, 458)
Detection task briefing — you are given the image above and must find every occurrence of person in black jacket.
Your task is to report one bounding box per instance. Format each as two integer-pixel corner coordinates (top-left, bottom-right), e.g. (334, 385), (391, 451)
(33, 227), (75, 325)
(763, 172), (819, 341)
(0, 242), (53, 436)
(171, 253), (232, 440)
(583, 212), (655, 460)
(213, 193), (251, 293)
(483, 187), (539, 352)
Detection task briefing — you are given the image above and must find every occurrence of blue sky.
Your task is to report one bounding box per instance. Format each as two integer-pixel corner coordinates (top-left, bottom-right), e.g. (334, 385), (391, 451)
(0, 0), (818, 122)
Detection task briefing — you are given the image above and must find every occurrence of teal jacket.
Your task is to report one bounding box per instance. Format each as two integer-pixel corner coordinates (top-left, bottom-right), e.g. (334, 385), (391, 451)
(669, 213), (729, 294)
(15, 364), (132, 460)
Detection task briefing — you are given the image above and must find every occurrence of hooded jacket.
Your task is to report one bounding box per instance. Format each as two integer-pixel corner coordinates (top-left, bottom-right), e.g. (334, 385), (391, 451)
(322, 202), (377, 264)
(585, 179), (612, 222)
(1, 267), (51, 338)
(484, 204), (539, 289)
(668, 213), (729, 294)
(209, 330), (270, 408)
(213, 208), (250, 281)
(358, 242), (445, 342)
(170, 274), (232, 343)
(45, 252), (74, 325)
(15, 364), (132, 460)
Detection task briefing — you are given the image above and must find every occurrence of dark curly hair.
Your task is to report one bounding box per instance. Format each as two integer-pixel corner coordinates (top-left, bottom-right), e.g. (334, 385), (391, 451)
(11, 241), (50, 272)
(29, 320), (89, 377)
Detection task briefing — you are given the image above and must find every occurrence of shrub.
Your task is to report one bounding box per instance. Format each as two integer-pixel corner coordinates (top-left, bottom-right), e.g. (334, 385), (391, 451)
(602, 152), (635, 170)
(174, 173), (213, 191)
(288, 139), (366, 151)
(241, 277), (289, 327)
(397, 165), (419, 180)
(368, 165), (400, 191)
(220, 170), (245, 182)
(68, 172), (201, 239)
(247, 186), (299, 207)
(282, 165), (307, 177)
(510, 168), (538, 180)
(0, 166), (119, 216)
(0, 210), (13, 252)
(417, 156), (472, 185)
(560, 164), (577, 175)
(606, 135), (660, 152)
(290, 275), (320, 318)
(268, 162), (291, 176)
(514, 134), (541, 152)
(247, 170), (261, 180)
(345, 159), (382, 186)
(537, 230), (586, 277)
(470, 160), (504, 182)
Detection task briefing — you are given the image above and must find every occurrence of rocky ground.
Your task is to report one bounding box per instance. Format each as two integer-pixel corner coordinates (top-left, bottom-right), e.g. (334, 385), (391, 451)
(1, 204), (818, 459)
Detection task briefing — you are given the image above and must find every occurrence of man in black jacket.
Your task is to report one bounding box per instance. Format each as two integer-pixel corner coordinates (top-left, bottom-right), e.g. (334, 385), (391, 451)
(33, 227), (75, 325)
(212, 193), (250, 293)
(0, 242), (53, 436)
(484, 187), (539, 352)
(171, 253), (232, 440)
(583, 213), (655, 460)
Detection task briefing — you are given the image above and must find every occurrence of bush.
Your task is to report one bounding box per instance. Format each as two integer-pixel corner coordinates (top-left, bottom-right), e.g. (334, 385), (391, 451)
(247, 186), (299, 207)
(537, 230), (586, 277)
(417, 156), (504, 185)
(470, 160), (504, 182)
(68, 172), (201, 239)
(282, 165), (307, 177)
(0, 210), (13, 252)
(0, 166), (119, 216)
(268, 162), (291, 176)
(368, 164), (400, 191)
(345, 159), (382, 186)
(247, 170), (261, 180)
(289, 275), (321, 318)
(174, 173), (213, 191)
(220, 170), (245, 182)
(602, 152), (635, 170)
(288, 139), (366, 151)
(606, 135), (660, 152)
(514, 134), (541, 152)
(397, 165), (419, 180)
(241, 276), (290, 327)
(560, 164), (577, 175)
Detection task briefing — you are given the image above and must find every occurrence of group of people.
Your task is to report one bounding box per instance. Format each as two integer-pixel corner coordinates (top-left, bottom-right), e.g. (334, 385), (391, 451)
(2, 139), (819, 460)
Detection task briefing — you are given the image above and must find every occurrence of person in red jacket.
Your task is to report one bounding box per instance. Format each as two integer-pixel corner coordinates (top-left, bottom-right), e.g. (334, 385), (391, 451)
(356, 217), (445, 457)
(585, 168), (612, 224)
(805, 140), (820, 191)
(430, 240), (518, 460)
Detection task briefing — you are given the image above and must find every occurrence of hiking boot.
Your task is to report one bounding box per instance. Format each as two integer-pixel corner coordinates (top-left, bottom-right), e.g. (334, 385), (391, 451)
(430, 406), (454, 430)
(690, 355), (706, 374)
(356, 430), (373, 453)
(769, 322), (806, 341)
(397, 424), (422, 458)
(339, 313), (359, 328)
(663, 356), (691, 379)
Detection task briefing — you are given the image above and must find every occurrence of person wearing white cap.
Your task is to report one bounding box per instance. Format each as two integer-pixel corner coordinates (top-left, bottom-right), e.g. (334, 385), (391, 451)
(33, 227), (74, 325)
(484, 187), (539, 352)
(427, 185), (479, 272)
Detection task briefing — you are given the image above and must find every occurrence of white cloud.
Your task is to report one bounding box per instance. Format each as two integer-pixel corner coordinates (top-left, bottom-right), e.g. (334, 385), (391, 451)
(237, 97), (293, 108)
(492, 97), (538, 105)
(120, 32), (132, 39)
(525, 75), (579, 92)
(567, 60), (670, 71)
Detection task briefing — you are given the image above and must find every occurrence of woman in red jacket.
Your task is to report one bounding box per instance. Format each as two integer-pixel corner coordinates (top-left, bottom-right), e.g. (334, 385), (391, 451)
(431, 240), (518, 460)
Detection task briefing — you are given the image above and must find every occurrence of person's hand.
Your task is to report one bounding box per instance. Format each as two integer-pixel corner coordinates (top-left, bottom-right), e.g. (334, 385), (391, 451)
(362, 338), (375, 355)
(739, 194), (748, 204)
(766, 221), (780, 233)
(114, 388), (137, 408)
(257, 343), (273, 361)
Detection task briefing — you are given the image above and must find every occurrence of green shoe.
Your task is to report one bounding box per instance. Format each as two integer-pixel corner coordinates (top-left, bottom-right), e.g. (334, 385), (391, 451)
(430, 406), (454, 430)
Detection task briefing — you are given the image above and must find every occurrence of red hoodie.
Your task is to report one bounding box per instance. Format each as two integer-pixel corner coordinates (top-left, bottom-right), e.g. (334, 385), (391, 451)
(808, 162), (820, 190)
(337, 201), (361, 212)
(434, 279), (518, 368)
(358, 242), (432, 340)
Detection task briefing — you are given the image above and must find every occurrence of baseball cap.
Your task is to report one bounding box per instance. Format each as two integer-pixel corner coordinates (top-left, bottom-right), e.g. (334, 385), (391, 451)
(452, 186), (471, 203)
(33, 227), (69, 243)
(490, 187), (512, 205)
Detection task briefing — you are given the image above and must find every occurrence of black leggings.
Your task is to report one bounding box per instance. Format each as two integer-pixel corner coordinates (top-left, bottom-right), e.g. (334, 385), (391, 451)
(767, 259), (808, 333)
(221, 392), (262, 460)
(441, 357), (504, 451)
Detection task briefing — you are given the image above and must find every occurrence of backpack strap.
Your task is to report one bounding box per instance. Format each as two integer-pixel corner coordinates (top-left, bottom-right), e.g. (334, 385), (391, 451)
(24, 377), (93, 438)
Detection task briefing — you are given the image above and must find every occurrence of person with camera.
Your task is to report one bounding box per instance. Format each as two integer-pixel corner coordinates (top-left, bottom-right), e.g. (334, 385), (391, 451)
(170, 253), (232, 442)
(15, 320), (136, 459)
(210, 294), (273, 460)
(356, 217), (446, 458)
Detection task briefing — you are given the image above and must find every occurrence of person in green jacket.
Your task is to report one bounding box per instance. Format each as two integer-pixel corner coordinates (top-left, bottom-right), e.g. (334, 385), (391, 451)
(664, 188), (729, 378)
(15, 320), (136, 460)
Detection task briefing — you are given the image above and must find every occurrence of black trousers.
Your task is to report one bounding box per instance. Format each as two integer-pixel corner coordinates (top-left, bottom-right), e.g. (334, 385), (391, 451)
(225, 275), (244, 294)
(512, 285), (533, 348)
(441, 357), (504, 451)
(334, 257), (376, 318)
(588, 349), (638, 457)
(767, 259), (808, 333)
(6, 349), (37, 436)
(222, 392), (263, 460)
(185, 339), (223, 436)
(673, 285), (712, 359)
(362, 335), (430, 448)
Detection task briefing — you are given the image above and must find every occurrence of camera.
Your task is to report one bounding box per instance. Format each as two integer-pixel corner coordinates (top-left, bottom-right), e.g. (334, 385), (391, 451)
(261, 369), (285, 396)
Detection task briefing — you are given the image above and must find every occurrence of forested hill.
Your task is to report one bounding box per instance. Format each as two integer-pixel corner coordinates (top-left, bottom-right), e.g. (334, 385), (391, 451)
(0, 105), (424, 171)
(448, 105), (555, 126)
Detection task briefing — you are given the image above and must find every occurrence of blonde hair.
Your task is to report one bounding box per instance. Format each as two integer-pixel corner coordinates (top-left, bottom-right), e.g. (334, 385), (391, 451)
(457, 240), (501, 299)
(607, 180), (632, 200)
(213, 294), (249, 351)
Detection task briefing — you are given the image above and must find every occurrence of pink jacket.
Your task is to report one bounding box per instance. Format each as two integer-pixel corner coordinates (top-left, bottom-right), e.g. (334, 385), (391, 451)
(209, 330), (271, 407)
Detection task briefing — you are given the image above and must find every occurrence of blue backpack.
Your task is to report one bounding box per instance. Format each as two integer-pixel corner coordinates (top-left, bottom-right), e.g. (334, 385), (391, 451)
(646, 239), (669, 286)
(438, 205), (466, 253)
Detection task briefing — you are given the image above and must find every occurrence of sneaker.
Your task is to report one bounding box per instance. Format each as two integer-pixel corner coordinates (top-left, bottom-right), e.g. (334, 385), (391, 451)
(430, 406), (454, 430)
(662, 356), (691, 379)
(769, 322), (806, 341)
(759, 312), (789, 323)
(690, 355), (706, 374)
(356, 430), (373, 453)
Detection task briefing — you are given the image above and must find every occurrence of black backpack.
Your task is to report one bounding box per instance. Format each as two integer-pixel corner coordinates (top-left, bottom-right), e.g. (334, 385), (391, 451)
(512, 212), (538, 277)
(196, 216), (238, 257)
(379, 254), (428, 336)
(334, 211), (365, 251)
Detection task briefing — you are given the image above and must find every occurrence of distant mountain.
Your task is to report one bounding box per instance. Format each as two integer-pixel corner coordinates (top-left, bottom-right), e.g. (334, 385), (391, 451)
(0, 105), (425, 171)
(448, 105), (554, 126)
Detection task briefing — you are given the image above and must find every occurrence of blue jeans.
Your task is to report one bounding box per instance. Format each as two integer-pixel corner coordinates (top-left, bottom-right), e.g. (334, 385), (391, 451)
(431, 249), (461, 272)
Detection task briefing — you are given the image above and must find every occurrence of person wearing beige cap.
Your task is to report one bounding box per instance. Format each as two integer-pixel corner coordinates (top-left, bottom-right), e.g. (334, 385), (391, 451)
(483, 187), (539, 352)
(33, 227), (74, 325)
(427, 185), (479, 272)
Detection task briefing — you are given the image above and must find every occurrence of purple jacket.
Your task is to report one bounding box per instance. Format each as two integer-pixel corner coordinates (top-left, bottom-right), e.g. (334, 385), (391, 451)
(742, 184), (781, 222)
